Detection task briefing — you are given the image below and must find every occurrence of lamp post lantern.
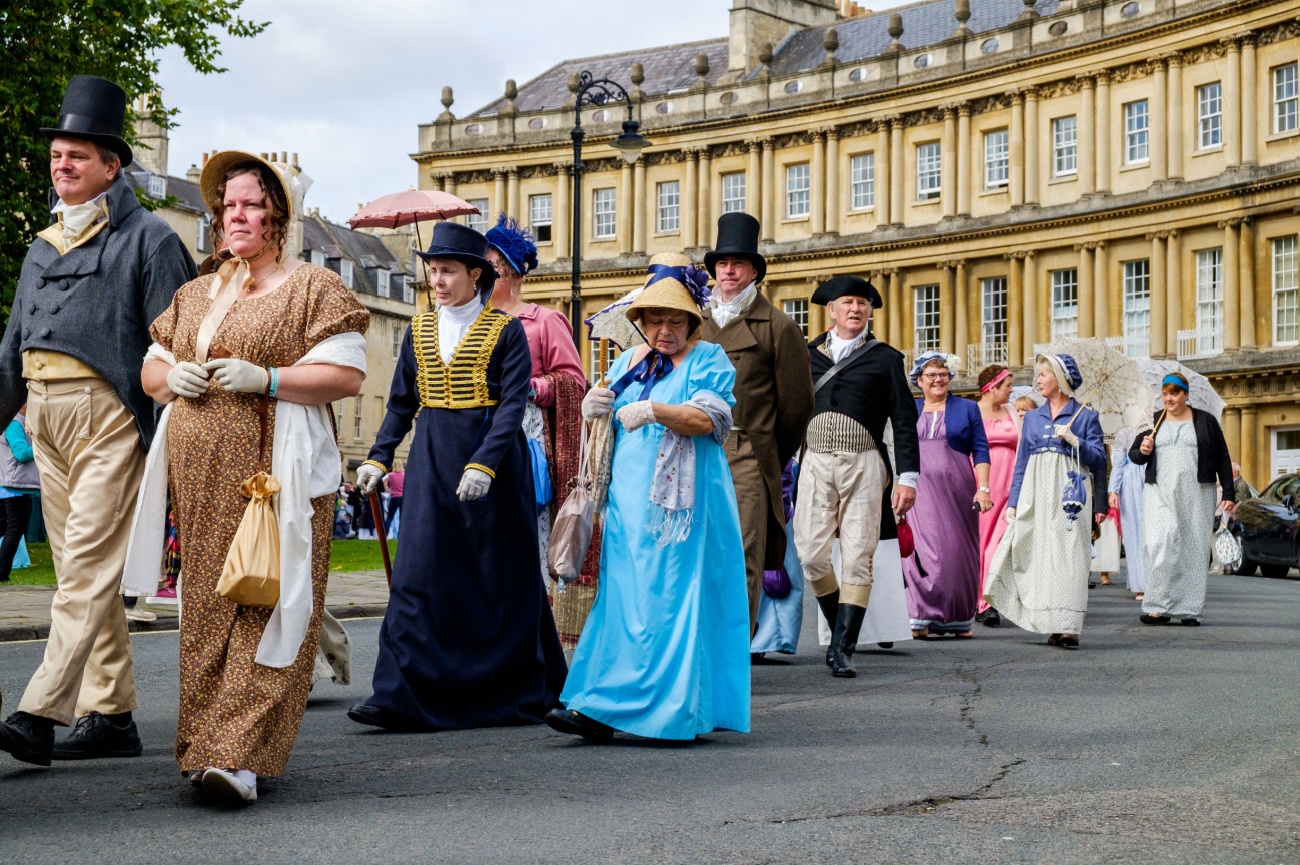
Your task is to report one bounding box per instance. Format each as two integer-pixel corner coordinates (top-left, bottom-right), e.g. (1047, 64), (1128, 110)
(568, 70), (650, 344)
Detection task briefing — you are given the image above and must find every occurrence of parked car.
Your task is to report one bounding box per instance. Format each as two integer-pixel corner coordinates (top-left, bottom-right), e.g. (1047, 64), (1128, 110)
(1228, 472), (1300, 578)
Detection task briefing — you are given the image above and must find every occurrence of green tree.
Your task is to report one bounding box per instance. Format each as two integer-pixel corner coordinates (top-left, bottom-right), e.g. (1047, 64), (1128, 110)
(0, 1), (266, 317)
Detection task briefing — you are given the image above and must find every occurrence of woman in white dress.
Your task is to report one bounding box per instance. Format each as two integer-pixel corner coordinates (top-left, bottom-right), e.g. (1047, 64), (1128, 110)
(1128, 374), (1235, 626)
(984, 354), (1106, 649)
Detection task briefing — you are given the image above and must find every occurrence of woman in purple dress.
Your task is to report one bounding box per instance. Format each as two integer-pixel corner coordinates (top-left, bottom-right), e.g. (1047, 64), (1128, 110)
(902, 352), (993, 638)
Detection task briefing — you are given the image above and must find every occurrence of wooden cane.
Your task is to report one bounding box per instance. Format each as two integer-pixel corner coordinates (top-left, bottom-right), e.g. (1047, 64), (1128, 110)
(369, 491), (392, 587)
(598, 338), (609, 387)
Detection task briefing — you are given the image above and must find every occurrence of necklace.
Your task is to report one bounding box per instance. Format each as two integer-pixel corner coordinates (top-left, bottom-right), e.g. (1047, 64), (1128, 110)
(247, 264), (284, 292)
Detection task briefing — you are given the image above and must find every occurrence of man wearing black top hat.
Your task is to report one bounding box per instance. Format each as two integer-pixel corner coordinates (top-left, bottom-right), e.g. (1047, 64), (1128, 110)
(701, 213), (815, 637)
(794, 275), (919, 678)
(0, 76), (195, 766)
(348, 221), (566, 733)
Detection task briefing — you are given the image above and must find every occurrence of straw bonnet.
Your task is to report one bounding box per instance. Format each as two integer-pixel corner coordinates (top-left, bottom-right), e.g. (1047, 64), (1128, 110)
(625, 252), (709, 332)
(199, 150), (312, 225)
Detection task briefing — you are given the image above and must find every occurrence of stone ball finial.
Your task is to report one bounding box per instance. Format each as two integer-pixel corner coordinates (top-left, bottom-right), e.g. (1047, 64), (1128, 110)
(759, 41), (774, 65)
(888, 13), (904, 40)
(955, 0), (971, 24)
(440, 86), (454, 109)
(568, 72), (580, 94)
(824, 27), (839, 53)
(631, 62), (645, 86)
(505, 79), (518, 101)
(1023, 0), (1037, 8)
(694, 52), (710, 77)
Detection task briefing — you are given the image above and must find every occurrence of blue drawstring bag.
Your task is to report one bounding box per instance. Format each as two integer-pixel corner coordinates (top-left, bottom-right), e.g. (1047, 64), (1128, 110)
(1062, 469), (1087, 529)
(528, 438), (553, 513)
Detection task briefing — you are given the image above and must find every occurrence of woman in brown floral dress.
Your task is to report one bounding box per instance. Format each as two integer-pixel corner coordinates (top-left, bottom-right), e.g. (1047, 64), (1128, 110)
(139, 151), (367, 805)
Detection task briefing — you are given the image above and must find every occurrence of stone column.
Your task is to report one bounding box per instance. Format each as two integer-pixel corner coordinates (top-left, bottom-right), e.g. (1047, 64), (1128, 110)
(493, 169), (507, 216)
(955, 259), (969, 362)
(890, 118), (905, 225)
(1168, 229), (1183, 354)
(864, 273), (880, 341)
(697, 148), (712, 247)
(1242, 406), (1258, 484)
(1077, 243), (1095, 338)
(553, 161), (571, 260)
(1095, 240), (1110, 338)
(1006, 253), (1024, 365)
(683, 148), (698, 249)
(1240, 217), (1257, 349)
(1150, 60), (1168, 183)
(1095, 72), (1112, 193)
(1009, 91), (1025, 207)
(1148, 233), (1167, 357)
(939, 261), (955, 353)
(1222, 219), (1240, 351)
(746, 140), (761, 219)
(1167, 55), (1185, 179)
(1024, 88), (1040, 206)
(1223, 406), (1241, 466)
(760, 137), (776, 240)
(633, 158), (647, 254)
(1242, 34), (1258, 165)
(1078, 75), (1096, 195)
(811, 130), (827, 235)
(1023, 251), (1038, 363)
(887, 268), (902, 343)
(1037, 253), (1051, 350)
(618, 162), (633, 255)
(957, 104), (972, 216)
(941, 106), (957, 218)
(1224, 38), (1242, 166)
(506, 167), (520, 217)
(825, 129), (841, 234)
(877, 118), (893, 225)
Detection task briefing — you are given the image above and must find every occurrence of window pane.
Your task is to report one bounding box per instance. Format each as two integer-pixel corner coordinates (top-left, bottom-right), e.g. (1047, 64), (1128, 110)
(722, 172), (746, 213)
(1053, 116), (1077, 176)
(984, 129), (1009, 189)
(1198, 83), (1222, 149)
(529, 194), (553, 243)
(850, 153), (875, 209)
(657, 181), (680, 233)
(916, 143), (941, 200)
(1276, 64), (1299, 134)
(1195, 248), (1224, 354)
(1125, 100), (1149, 163)
(1275, 236), (1299, 345)
(783, 298), (810, 337)
(593, 188), (616, 238)
(981, 277), (1008, 345)
(786, 163), (810, 217)
(914, 285), (941, 350)
(1121, 260), (1151, 357)
(1051, 269), (1079, 339)
(466, 199), (489, 233)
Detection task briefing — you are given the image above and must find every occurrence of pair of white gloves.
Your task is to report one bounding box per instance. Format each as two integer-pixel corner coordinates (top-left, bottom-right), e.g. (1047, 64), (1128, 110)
(166, 358), (268, 399)
(581, 387), (657, 431)
(357, 463), (491, 502)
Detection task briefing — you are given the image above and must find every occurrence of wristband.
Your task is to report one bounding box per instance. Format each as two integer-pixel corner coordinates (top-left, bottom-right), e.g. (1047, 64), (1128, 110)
(268, 367), (279, 398)
(978, 486), (991, 494)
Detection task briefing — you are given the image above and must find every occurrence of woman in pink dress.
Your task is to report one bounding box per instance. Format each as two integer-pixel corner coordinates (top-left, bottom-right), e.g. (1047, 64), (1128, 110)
(975, 365), (1018, 628)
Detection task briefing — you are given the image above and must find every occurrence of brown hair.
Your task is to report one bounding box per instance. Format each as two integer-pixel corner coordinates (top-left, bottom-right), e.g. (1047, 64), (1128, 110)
(209, 163), (291, 263)
(977, 364), (1009, 391)
(1013, 395), (1037, 412)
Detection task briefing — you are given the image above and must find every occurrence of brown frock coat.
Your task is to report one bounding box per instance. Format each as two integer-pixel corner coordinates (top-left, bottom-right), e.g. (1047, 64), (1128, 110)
(700, 292), (815, 571)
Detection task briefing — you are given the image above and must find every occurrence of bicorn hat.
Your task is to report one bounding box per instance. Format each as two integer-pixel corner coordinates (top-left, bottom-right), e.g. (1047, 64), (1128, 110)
(416, 221), (498, 292)
(812, 274), (883, 308)
(704, 212), (766, 284)
(41, 75), (134, 167)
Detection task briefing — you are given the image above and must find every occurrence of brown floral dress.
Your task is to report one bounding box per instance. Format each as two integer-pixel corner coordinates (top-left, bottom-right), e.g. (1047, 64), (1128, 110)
(151, 264), (368, 776)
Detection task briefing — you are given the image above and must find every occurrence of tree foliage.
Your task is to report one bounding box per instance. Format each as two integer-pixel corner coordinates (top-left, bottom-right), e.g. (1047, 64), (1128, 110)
(0, 1), (266, 316)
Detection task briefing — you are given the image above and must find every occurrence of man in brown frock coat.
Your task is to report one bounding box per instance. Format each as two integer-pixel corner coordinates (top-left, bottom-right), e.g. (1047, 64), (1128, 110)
(701, 213), (815, 635)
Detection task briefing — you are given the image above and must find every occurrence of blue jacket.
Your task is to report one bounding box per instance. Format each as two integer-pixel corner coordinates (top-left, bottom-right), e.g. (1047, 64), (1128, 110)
(1007, 398), (1106, 509)
(914, 396), (990, 465)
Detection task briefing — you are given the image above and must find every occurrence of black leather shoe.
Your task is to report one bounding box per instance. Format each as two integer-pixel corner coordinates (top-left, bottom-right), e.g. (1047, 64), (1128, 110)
(814, 590), (840, 666)
(347, 703), (434, 733)
(544, 708), (615, 743)
(831, 604), (867, 679)
(51, 712), (142, 760)
(983, 609), (1002, 628)
(0, 711), (55, 766)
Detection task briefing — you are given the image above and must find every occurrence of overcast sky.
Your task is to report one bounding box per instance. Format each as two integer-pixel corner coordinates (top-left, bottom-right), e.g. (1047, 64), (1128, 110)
(155, 0), (738, 222)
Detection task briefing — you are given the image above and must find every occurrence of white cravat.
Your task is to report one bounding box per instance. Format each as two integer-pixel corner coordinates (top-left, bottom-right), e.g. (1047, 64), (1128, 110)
(828, 329), (864, 363)
(437, 295), (485, 364)
(51, 191), (109, 247)
(711, 281), (756, 329)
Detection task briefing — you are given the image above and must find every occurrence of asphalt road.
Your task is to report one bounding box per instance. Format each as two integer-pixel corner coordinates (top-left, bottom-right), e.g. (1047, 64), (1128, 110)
(2, 573), (1298, 865)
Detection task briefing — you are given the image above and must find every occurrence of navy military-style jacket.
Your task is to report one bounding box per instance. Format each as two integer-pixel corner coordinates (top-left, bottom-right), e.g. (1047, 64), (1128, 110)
(1007, 398), (1106, 510)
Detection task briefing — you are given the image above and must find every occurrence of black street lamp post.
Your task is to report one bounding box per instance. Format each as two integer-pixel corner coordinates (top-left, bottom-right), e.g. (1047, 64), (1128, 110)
(568, 70), (651, 344)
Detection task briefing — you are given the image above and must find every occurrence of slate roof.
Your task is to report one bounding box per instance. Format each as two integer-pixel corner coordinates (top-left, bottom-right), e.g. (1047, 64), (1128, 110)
(124, 169), (207, 213)
(302, 215), (413, 299)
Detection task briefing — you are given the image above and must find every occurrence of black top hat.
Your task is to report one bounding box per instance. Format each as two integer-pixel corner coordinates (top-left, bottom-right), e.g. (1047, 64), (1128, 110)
(812, 275), (883, 308)
(704, 212), (766, 284)
(40, 76), (134, 167)
(416, 221), (499, 292)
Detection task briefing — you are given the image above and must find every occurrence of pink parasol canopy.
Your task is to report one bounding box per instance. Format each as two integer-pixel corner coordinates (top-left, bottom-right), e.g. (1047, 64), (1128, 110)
(347, 189), (480, 230)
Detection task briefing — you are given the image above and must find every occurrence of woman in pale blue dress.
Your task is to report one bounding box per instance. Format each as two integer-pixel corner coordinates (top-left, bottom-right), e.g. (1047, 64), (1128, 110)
(1108, 428), (1147, 599)
(547, 267), (750, 742)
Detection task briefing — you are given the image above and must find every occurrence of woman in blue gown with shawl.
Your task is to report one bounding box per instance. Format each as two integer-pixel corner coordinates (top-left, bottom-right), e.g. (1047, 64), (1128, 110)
(546, 265), (750, 742)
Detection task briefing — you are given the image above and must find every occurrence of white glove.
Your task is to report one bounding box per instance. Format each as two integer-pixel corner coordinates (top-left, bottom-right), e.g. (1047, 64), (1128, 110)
(166, 361), (210, 399)
(581, 387), (616, 419)
(1005, 507), (1017, 524)
(203, 358), (269, 394)
(357, 463), (385, 496)
(457, 467), (492, 501)
(616, 400), (656, 432)
(1054, 425), (1080, 447)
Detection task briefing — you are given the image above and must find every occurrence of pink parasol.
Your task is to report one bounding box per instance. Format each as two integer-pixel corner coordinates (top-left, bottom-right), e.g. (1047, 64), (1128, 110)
(346, 189), (480, 230)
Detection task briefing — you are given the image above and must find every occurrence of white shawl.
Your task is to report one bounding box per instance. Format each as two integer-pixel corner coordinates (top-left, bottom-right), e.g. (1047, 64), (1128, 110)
(121, 332), (368, 668)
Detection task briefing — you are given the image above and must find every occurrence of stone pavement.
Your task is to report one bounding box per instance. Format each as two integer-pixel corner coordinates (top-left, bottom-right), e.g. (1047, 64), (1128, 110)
(0, 568), (390, 642)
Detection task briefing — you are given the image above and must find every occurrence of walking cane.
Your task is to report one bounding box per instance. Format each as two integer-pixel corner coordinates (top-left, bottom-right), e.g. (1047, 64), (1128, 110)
(369, 492), (392, 587)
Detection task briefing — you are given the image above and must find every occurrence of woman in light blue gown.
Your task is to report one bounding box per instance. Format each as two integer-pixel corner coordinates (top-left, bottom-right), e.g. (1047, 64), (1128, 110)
(546, 265), (750, 742)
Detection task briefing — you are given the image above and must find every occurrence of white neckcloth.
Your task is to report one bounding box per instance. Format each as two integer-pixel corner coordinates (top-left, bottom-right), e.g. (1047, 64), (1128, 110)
(121, 332), (368, 668)
(828, 330), (865, 363)
(52, 191), (109, 246)
(437, 295), (485, 364)
(710, 281), (756, 329)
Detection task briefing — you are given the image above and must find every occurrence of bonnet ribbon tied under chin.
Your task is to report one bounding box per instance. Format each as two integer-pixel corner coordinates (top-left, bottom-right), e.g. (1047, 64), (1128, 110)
(609, 350), (674, 402)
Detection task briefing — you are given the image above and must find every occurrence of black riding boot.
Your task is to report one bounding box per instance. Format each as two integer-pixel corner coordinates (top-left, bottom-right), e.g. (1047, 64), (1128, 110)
(814, 589), (840, 666)
(831, 604), (867, 678)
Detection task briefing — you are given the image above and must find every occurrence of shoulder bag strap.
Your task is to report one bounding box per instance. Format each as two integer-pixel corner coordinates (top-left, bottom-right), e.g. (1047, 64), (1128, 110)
(814, 338), (880, 393)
